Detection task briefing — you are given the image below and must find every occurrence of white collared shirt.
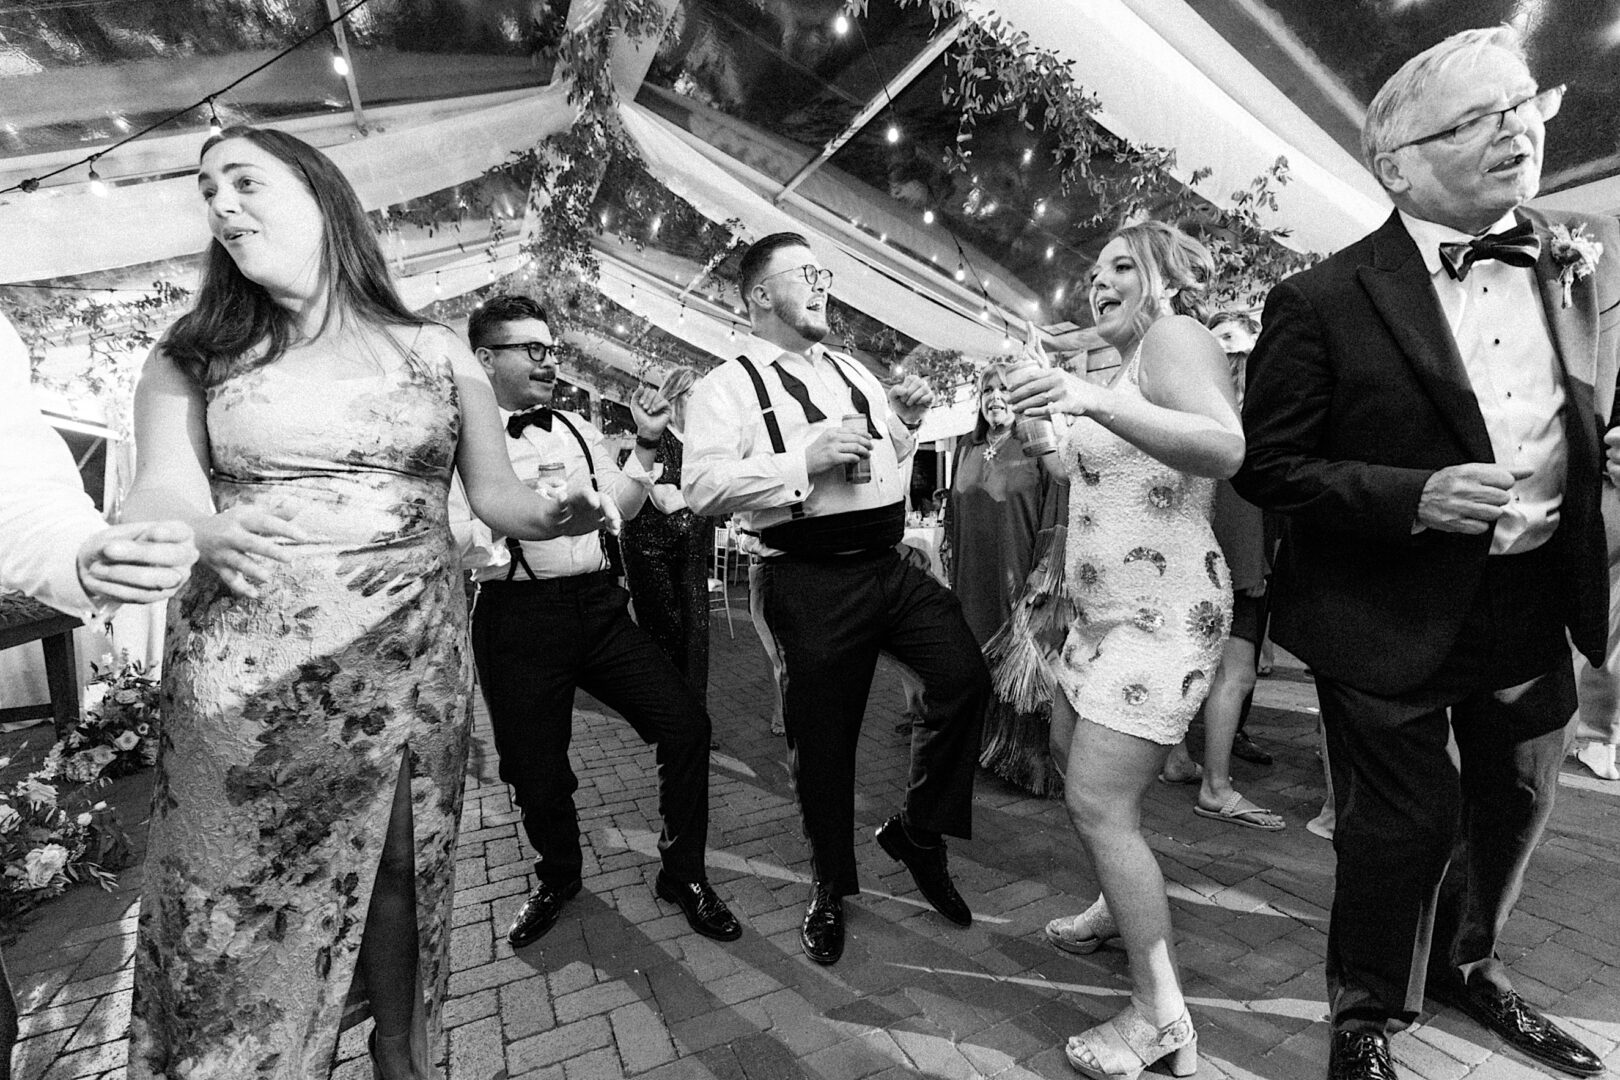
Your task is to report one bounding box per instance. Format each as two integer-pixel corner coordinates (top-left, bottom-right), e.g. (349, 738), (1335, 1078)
(0, 314), (106, 618)
(1399, 209), (1566, 555)
(449, 408), (657, 581)
(682, 334), (916, 557)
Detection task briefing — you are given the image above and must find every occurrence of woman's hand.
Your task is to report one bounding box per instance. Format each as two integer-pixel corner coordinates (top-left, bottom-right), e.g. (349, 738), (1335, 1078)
(1006, 367), (1108, 420)
(194, 504), (312, 598)
(531, 482), (619, 538)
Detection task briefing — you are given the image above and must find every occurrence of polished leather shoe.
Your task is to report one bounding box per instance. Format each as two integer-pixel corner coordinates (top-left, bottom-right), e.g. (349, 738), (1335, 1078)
(1230, 731), (1274, 766)
(1443, 983), (1603, 1077)
(801, 882), (845, 965)
(1329, 1030), (1398, 1080)
(655, 871), (742, 942)
(508, 878), (582, 948)
(875, 814), (972, 926)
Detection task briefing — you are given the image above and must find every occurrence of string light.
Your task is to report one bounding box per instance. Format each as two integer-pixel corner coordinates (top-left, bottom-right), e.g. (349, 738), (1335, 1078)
(833, 12), (850, 35)
(1045, 245), (1056, 260)
(954, 264), (966, 282)
(885, 123), (901, 144)
(87, 159), (109, 198)
(3, 0), (374, 197)
(1022, 148), (1033, 166)
(331, 48), (351, 77)
(1034, 200), (1047, 219)
(206, 99), (223, 138)
(677, 304), (686, 324)
(922, 209), (935, 225)
(432, 271), (442, 296)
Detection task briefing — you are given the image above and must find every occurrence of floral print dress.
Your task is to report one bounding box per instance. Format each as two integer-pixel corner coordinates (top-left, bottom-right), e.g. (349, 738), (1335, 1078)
(1056, 349), (1232, 745)
(131, 326), (472, 1078)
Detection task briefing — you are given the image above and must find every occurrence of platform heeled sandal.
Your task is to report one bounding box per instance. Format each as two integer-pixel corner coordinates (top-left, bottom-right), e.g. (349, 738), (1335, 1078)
(1045, 895), (1120, 955)
(1065, 1004), (1198, 1080)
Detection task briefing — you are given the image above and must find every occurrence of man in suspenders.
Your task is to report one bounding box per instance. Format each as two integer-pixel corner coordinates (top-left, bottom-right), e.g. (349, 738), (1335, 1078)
(453, 294), (743, 949)
(684, 234), (989, 965)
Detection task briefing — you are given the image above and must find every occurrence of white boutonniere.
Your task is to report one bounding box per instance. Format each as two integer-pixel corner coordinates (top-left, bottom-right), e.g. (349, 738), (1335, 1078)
(1548, 223), (1604, 309)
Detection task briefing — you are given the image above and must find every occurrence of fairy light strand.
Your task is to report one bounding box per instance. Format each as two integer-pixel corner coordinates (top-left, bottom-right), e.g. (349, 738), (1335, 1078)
(1, 0), (375, 197)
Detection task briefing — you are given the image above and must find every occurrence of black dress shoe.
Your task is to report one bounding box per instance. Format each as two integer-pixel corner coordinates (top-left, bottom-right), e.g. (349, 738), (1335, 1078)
(1230, 731), (1274, 766)
(875, 814), (972, 927)
(1329, 1030), (1398, 1080)
(1444, 984), (1603, 1077)
(654, 871), (742, 942)
(508, 878), (582, 948)
(801, 882), (845, 965)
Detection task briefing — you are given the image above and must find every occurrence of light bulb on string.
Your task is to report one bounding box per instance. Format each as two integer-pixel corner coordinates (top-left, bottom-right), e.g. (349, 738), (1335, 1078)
(1021, 148), (1033, 166)
(1034, 200), (1047, 219)
(1045, 245), (1056, 261)
(979, 305), (990, 322)
(206, 99), (223, 138)
(87, 159), (108, 198)
(833, 12), (850, 34)
(954, 264), (966, 282)
(878, 232), (888, 244)
(1001, 331), (1013, 351)
(885, 123), (900, 144)
(432, 272), (442, 296)
(331, 48), (350, 77)
(728, 325), (737, 342)
(922, 209), (935, 225)
(677, 304), (686, 324)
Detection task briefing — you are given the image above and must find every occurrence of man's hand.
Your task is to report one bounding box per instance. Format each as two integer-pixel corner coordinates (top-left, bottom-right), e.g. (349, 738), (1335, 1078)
(1416, 462), (1531, 534)
(534, 483), (613, 538)
(1605, 427), (1620, 484)
(76, 520), (199, 607)
(804, 425), (872, 477)
(887, 374), (934, 426)
(630, 386), (672, 440)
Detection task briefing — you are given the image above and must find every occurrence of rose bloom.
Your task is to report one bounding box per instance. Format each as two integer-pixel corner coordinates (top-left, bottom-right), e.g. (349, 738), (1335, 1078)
(0, 805), (19, 833)
(24, 844), (70, 888)
(76, 812), (93, 827)
(88, 746), (117, 766)
(113, 731), (141, 752)
(19, 779), (57, 808)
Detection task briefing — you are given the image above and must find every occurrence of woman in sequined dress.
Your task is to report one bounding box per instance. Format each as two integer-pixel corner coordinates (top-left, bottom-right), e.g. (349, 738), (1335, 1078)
(1007, 221), (1244, 1080)
(620, 366), (717, 705)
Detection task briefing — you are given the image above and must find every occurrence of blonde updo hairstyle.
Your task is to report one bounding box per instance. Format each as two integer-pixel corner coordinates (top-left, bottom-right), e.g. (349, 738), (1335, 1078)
(1109, 220), (1215, 341)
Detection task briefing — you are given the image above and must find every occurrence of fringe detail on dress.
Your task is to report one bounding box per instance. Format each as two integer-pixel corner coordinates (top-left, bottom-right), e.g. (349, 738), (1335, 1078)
(979, 524), (1074, 798)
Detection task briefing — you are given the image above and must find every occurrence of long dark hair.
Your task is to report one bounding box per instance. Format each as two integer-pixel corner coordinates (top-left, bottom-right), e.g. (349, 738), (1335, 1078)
(163, 126), (423, 387)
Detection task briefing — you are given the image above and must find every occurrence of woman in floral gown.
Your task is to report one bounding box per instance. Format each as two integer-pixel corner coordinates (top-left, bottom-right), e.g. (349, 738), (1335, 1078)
(120, 127), (608, 1080)
(1007, 221), (1243, 1080)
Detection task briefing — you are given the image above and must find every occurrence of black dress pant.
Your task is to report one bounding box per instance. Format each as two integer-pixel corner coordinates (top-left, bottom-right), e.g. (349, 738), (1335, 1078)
(757, 549), (989, 896)
(470, 572), (712, 889)
(1317, 543), (1574, 1032)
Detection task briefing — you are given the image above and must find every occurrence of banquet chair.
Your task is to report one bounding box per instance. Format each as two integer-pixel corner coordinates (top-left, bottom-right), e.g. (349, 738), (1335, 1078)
(708, 525), (735, 638)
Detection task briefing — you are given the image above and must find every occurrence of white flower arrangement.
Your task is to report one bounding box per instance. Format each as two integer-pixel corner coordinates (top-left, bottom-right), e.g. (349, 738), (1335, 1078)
(1548, 223), (1604, 309)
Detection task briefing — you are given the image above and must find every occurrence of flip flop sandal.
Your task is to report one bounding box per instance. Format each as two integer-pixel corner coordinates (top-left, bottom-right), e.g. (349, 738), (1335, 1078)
(1194, 791), (1285, 831)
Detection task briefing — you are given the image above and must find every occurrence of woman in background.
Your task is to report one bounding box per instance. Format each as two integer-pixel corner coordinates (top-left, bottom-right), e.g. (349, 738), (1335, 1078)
(619, 366), (717, 707)
(943, 363), (1066, 795)
(121, 126), (604, 1080)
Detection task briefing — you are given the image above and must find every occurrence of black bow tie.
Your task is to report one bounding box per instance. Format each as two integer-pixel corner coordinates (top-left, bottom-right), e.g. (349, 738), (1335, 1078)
(1438, 220), (1541, 282)
(506, 407), (553, 437)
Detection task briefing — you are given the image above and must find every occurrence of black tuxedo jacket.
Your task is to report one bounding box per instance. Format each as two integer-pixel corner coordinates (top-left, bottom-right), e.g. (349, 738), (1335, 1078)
(1233, 207), (1620, 696)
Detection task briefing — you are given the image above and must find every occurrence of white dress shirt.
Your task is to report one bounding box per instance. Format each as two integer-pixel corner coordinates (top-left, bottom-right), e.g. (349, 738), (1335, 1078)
(0, 312), (105, 617)
(449, 407), (657, 581)
(1400, 209), (1567, 555)
(683, 334), (917, 557)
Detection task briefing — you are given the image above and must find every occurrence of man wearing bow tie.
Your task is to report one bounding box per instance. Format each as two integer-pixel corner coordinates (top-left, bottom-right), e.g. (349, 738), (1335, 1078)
(683, 233), (988, 965)
(1233, 27), (1617, 1080)
(452, 293), (742, 950)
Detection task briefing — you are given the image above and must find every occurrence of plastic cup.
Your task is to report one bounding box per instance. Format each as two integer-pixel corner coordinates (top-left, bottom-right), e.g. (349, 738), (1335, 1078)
(531, 461), (566, 497)
(1006, 357), (1058, 457)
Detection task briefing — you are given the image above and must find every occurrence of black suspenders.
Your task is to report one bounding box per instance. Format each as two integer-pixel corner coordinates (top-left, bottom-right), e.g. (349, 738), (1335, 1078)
(504, 412), (603, 581)
(735, 356), (807, 521)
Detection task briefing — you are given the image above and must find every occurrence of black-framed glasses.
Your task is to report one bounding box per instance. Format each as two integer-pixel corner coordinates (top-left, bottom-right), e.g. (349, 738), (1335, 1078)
(760, 264), (835, 290)
(1396, 84), (1565, 150)
(485, 341), (555, 362)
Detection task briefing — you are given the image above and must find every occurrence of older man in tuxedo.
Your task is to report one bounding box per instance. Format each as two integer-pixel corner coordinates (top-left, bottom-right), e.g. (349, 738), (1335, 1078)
(1233, 26), (1617, 1080)
(0, 311), (195, 1078)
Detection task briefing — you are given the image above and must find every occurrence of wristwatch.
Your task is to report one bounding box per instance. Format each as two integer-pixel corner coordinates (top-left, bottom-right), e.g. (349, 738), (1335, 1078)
(635, 433), (662, 450)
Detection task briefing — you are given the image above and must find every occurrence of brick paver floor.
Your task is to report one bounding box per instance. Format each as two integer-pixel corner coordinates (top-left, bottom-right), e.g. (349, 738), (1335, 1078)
(10, 599), (1620, 1079)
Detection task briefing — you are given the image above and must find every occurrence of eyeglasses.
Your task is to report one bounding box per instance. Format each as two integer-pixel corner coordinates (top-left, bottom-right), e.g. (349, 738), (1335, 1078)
(759, 264), (835, 290)
(485, 341), (555, 362)
(1395, 84), (1565, 150)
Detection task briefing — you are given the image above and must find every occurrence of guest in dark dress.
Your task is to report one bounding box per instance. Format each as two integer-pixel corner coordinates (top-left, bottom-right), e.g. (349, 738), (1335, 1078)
(943, 363), (1066, 795)
(620, 366), (716, 705)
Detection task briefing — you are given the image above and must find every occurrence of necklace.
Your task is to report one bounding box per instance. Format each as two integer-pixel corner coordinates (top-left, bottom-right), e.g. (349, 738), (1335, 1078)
(982, 428), (1014, 463)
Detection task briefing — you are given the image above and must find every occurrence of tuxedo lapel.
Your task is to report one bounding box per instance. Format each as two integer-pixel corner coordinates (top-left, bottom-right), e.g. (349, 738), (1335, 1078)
(1520, 208), (1600, 422)
(1356, 214), (1494, 461)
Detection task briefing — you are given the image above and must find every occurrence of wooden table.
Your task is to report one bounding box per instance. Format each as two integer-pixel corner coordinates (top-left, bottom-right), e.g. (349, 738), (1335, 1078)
(0, 592), (82, 739)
